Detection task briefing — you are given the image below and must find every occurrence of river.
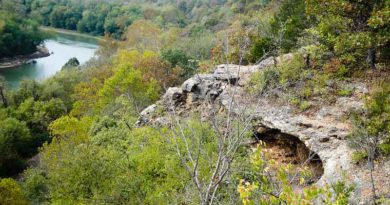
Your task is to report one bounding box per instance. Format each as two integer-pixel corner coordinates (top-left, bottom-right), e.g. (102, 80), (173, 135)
(0, 31), (99, 88)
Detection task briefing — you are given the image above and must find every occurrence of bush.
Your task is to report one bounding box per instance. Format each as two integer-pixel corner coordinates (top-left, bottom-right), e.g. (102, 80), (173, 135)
(299, 100), (312, 111)
(0, 178), (28, 205)
(160, 49), (197, 78)
(62, 57), (80, 69)
(247, 37), (273, 63)
(337, 87), (354, 97)
(0, 117), (31, 176)
(351, 151), (368, 164)
(237, 145), (355, 204)
(246, 67), (279, 95)
(348, 81), (390, 160)
(278, 54), (306, 86)
(22, 168), (48, 204)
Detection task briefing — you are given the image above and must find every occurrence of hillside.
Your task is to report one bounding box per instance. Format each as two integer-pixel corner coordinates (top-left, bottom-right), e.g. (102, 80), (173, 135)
(0, 0), (389, 204)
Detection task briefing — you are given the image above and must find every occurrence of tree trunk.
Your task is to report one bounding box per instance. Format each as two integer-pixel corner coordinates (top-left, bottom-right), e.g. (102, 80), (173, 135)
(367, 48), (376, 69)
(0, 88), (7, 107)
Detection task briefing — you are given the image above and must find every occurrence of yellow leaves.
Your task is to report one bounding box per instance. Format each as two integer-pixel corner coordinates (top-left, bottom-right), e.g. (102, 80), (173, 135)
(124, 19), (161, 51)
(71, 78), (103, 117)
(0, 178), (28, 205)
(368, 2), (390, 29)
(49, 116), (93, 141)
(299, 177), (305, 185)
(114, 50), (141, 69)
(237, 179), (258, 205)
(143, 50), (158, 58)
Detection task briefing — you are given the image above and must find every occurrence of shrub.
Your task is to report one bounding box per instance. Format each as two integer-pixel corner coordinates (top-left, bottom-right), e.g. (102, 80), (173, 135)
(247, 37), (273, 63)
(0, 178), (28, 205)
(246, 67), (280, 95)
(22, 168), (48, 204)
(0, 117), (31, 176)
(337, 87), (354, 97)
(348, 81), (390, 161)
(351, 151), (368, 164)
(277, 54), (306, 86)
(299, 100), (312, 111)
(237, 145), (355, 204)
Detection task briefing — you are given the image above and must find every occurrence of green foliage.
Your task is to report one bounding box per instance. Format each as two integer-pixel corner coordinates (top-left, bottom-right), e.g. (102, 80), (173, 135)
(349, 81), (390, 160)
(238, 145), (355, 205)
(278, 54), (306, 85)
(0, 178), (28, 205)
(270, 0), (311, 52)
(28, 115), (188, 204)
(306, 0), (389, 69)
(11, 80), (42, 105)
(0, 1), (45, 58)
(0, 117), (31, 176)
(161, 49), (197, 78)
(247, 38), (273, 63)
(98, 60), (160, 113)
(337, 87), (354, 97)
(351, 151), (368, 164)
(62, 57), (80, 69)
(246, 54), (307, 96)
(22, 168), (48, 204)
(16, 97), (66, 144)
(0, 67), (83, 177)
(246, 68), (280, 95)
(299, 100), (312, 111)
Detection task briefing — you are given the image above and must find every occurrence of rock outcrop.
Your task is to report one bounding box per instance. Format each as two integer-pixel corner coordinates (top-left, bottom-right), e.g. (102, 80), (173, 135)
(137, 56), (389, 204)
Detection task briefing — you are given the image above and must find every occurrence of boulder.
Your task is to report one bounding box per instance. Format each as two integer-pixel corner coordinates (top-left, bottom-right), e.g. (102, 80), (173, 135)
(163, 87), (186, 108)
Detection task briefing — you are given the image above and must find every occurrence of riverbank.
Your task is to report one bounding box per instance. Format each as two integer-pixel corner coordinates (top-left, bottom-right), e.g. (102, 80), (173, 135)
(0, 46), (50, 69)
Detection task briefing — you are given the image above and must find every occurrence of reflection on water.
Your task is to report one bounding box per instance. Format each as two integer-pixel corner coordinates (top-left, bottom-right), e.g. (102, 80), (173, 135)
(0, 32), (99, 88)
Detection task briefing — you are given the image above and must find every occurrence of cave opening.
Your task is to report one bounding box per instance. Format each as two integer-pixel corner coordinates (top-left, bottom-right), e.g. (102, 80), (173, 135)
(253, 126), (324, 185)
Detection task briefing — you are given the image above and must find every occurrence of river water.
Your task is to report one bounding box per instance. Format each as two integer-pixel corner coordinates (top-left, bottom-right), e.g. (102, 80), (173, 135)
(0, 31), (99, 88)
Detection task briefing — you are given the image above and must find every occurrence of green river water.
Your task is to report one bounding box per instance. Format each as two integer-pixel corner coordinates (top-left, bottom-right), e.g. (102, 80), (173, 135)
(0, 31), (99, 88)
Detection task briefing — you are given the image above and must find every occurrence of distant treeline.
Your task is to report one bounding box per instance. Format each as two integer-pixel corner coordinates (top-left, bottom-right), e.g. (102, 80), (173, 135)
(22, 0), (269, 39)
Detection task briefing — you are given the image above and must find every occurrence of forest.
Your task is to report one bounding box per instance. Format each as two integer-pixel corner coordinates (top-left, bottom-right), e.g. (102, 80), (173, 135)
(0, 1), (45, 58)
(0, 0), (389, 204)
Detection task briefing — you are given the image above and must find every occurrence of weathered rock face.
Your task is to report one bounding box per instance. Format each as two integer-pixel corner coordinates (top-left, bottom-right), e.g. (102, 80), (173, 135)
(254, 128), (324, 184)
(137, 58), (388, 203)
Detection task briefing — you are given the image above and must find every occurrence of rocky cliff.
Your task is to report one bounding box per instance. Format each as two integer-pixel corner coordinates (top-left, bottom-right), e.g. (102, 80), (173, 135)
(137, 56), (390, 203)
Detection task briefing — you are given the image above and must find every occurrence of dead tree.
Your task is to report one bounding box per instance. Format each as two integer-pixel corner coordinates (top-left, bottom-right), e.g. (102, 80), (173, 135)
(165, 28), (258, 205)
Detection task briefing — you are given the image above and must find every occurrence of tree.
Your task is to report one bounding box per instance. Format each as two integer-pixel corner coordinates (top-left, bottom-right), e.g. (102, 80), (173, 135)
(213, 20), (251, 64)
(133, 50), (183, 88)
(98, 62), (160, 113)
(306, 0), (389, 69)
(62, 57), (80, 69)
(0, 178), (28, 205)
(15, 98), (67, 145)
(0, 13), (45, 58)
(161, 49), (197, 78)
(0, 76), (8, 107)
(270, 0), (311, 52)
(123, 20), (162, 51)
(22, 168), (49, 204)
(349, 82), (389, 203)
(12, 80), (42, 105)
(0, 117), (31, 176)
(30, 114), (187, 203)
